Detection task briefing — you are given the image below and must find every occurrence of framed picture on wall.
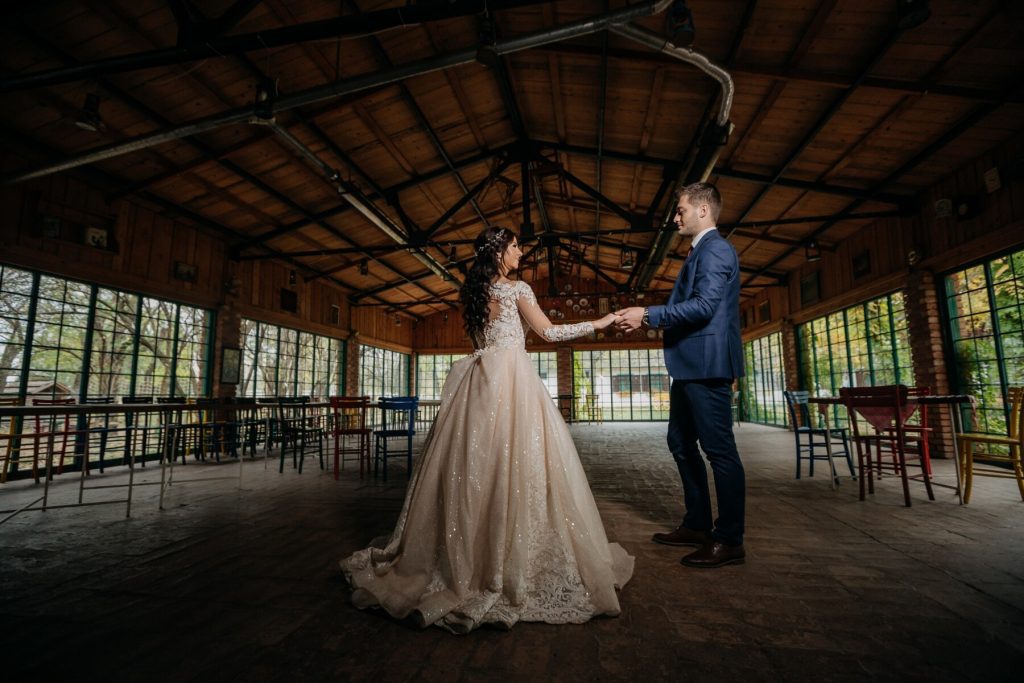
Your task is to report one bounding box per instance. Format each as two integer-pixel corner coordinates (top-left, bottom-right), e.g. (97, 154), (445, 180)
(800, 272), (820, 307)
(220, 347), (241, 385)
(852, 250), (871, 279)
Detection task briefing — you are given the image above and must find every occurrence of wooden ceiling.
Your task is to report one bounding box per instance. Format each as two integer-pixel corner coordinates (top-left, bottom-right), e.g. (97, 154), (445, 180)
(2, 0), (1023, 318)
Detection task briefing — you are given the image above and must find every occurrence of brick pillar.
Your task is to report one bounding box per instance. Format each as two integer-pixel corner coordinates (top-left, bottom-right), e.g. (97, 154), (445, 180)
(556, 346), (574, 421)
(779, 319), (800, 392)
(345, 334), (361, 396)
(213, 301), (241, 398)
(905, 269), (954, 458)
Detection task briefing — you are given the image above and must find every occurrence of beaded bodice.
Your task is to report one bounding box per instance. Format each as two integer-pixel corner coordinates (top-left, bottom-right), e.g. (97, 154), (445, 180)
(480, 281), (594, 350)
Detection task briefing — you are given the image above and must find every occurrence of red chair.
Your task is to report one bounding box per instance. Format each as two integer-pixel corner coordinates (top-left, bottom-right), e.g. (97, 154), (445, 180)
(877, 386), (933, 479)
(330, 396), (371, 479)
(840, 385), (935, 507)
(31, 398), (85, 481)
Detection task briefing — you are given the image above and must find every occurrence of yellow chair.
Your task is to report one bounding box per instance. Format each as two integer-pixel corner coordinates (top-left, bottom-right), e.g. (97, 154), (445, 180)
(958, 387), (1024, 504)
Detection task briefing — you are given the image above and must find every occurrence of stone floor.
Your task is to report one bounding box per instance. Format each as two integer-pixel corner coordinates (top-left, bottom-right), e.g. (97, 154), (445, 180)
(1, 422), (1022, 682)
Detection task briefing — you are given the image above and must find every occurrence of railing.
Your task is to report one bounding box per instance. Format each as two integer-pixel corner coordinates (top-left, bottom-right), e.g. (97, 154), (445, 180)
(0, 397), (447, 522)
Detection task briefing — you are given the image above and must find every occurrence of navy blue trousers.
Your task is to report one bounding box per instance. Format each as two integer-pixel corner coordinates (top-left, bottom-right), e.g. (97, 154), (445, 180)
(667, 378), (746, 546)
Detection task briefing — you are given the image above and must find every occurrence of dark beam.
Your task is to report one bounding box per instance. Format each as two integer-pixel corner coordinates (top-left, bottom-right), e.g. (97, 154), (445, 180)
(424, 158), (512, 238)
(0, 0), (553, 93)
(553, 164), (643, 227)
(531, 44), (1022, 104)
(743, 100), (1005, 285)
(537, 140), (907, 204)
(732, 25), (905, 225)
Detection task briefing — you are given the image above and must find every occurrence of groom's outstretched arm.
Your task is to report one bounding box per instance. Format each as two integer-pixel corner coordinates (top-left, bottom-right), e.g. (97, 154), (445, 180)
(649, 240), (736, 330)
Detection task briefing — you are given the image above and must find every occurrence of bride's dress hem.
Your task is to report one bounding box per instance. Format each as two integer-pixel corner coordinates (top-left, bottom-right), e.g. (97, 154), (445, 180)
(339, 281), (634, 634)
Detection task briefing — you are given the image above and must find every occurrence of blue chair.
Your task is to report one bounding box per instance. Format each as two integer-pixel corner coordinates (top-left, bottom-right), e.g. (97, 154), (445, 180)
(784, 390), (855, 480)
(374, 397), (418, 481)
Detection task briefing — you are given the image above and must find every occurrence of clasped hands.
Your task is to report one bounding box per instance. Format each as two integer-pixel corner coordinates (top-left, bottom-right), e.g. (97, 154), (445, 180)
(591, 307), (647, 333)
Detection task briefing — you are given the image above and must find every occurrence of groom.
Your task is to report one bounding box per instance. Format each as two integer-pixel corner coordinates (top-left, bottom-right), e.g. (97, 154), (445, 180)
(614, 182), (746, 568)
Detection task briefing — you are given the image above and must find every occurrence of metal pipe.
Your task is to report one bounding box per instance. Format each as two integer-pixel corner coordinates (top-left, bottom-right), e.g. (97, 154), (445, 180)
(611, 20), (735, 290)
(268, 122), (459, 284)
(611, 22), (734, 127)
(6, 0), (673, 186)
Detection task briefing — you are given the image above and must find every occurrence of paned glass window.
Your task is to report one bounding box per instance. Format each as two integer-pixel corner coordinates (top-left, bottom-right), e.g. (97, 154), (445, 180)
(741, 332), (786, 426)
(944, 247), (1024, 435)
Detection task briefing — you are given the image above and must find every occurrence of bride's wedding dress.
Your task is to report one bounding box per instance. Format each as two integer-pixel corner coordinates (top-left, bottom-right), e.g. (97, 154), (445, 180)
(340, 280), (634, 633)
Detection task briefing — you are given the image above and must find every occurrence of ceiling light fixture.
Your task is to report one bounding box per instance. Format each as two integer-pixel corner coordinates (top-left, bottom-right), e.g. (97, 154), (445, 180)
(897, 0), (930, 31)
(805, 239), (822, 263)
(253, 76), (278, 121)
(74, 93), (104, 132)
(666, 0), (695, 47)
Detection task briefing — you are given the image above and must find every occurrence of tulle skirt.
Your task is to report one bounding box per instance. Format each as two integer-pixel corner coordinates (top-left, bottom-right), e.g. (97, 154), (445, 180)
(340, 347), (634, 633)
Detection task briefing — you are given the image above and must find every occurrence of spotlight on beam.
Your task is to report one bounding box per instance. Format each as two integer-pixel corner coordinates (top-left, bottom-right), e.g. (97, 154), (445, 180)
(666, 0), (695, 47)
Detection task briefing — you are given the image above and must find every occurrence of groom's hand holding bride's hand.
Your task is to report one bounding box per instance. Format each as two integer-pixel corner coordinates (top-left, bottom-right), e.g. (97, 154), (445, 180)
(613, 307), (645, 333)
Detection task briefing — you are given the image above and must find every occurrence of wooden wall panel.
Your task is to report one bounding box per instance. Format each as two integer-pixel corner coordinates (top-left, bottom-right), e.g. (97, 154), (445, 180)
(349, 306), (414, 353)
(742, 131), (1024, 331)
(0, 177), (224, 308)
(233, 258), (352, 341)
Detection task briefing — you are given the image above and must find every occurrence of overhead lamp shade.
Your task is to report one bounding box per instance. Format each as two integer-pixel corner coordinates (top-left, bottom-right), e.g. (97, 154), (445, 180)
(897, 0), (930, 31)
(75, 93), (103, 132)
(666, 0), (696, 47)
(805, 240), (822, 263)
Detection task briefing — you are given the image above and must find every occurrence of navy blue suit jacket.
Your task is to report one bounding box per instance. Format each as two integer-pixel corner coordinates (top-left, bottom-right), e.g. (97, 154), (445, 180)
(648, 229), (744, 381)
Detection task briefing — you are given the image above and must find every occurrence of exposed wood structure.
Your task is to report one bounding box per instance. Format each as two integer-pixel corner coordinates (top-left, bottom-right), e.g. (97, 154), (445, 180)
(2, 0), (1023, 318)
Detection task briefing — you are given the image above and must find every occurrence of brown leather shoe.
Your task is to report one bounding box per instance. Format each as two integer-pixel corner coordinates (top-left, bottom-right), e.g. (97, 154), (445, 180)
(652, 525), (712, 547)
(680, 542), (746, 568)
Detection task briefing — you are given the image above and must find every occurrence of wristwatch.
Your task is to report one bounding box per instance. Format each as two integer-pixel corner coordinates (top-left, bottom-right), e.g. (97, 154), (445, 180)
(641, 307), (650, 327)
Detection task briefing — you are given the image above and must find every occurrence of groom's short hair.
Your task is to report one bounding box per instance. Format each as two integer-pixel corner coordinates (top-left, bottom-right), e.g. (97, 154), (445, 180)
(679, 182), (722, 222)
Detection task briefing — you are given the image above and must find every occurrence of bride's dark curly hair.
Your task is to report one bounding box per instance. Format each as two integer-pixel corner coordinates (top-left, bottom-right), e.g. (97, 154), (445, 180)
(460, 226), (517, 340)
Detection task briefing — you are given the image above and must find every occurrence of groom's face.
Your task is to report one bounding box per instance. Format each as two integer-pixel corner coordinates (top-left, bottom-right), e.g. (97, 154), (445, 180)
(674, 196), (702, 237)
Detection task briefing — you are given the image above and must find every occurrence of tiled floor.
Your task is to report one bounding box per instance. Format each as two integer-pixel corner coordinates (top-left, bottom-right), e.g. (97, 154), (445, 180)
(1, 423), (1022, 681)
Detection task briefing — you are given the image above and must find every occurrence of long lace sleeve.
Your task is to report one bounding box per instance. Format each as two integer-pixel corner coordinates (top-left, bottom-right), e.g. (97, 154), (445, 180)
(515, 282), (595, 342)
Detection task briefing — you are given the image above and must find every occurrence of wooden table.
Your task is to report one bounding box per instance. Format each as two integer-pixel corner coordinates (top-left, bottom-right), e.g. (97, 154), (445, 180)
(808, 393), (974, 503)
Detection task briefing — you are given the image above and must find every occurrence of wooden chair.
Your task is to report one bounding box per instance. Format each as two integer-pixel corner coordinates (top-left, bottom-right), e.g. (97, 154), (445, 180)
(0, 397), (22, 483)
(121, 396), (157, 467)
(840, 385), (934, 507)
(31, 398), (84, 481)
(957, 387), (1024, 504)
(156, 396), (202, 464)
(877, 386), (933, 479)
(784, 390), (854, 480)
(82, 396), (115, 473)
(374, 396), (418, 481)
(277, 397), (325, 473)
(232, 397), (266, 459)
(330, 396), (371, 479)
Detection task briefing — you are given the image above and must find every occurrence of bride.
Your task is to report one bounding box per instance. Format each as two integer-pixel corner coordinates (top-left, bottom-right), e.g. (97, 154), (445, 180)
(340, 226), (634, 633)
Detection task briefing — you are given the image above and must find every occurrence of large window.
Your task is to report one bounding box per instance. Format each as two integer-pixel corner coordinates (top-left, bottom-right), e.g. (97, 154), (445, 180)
(0, 265), (211, 400)
(88, 288), (139, 399)
(797, 291), (912, 426)
(741, 332), (786, 427)
(0, 264), (212, 474)
(529, 351), (558, 399)
(416, 354), (466, 400)
(0, 265), (33, 396)
(359, 344), (409, 400)
(238, 319), (343, 398)
(944, 247), (1024, 435)
(573, 349), (671, 421)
